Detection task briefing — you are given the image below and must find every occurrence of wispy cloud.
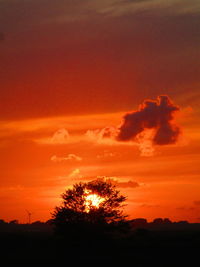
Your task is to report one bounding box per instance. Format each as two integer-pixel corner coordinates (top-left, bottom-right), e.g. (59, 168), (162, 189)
(2, 0), (198, 33)
(68, 168), (83, 179)
(51, 154), (82, 162)
(45, 0), (200, 23)
(85, 127), (118, 145)
(51, 128), (70, 144)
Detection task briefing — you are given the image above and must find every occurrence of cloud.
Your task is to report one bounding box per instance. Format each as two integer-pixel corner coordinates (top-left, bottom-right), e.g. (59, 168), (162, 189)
(85, 95), (182, 156)
(98, 176), (140, 188)
(85, 126), (118, 145)
(117, 180), (140, 188)
(51, 154), (82, 162)
(135, 129), (155, 157)
(51, 128), (70, 144)
(117, 95), (181, 146)
(68, 168), (83, 179)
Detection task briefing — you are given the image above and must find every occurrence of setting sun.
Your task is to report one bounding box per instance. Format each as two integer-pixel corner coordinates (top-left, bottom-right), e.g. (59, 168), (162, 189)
(84, 189), (105, 212)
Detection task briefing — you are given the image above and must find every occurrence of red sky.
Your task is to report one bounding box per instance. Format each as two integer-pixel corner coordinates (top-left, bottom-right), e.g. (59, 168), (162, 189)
(0, 0), (200, 223)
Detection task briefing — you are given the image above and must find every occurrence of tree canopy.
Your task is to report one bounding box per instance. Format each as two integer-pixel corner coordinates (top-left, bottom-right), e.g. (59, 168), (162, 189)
(52, 179), (127, 234)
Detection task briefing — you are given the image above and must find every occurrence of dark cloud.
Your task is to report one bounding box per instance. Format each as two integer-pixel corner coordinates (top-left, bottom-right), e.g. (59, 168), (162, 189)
(117, 95), (181, 145)
(98, 176), (140, 188)
(117, 180), (140, 188)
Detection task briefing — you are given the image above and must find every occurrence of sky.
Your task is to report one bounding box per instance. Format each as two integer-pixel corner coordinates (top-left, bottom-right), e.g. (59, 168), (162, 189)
(0, 0), (200, 223)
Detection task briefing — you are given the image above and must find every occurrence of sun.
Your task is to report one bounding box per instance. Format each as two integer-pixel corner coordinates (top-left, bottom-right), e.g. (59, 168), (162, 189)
(84, 189), (105, 212)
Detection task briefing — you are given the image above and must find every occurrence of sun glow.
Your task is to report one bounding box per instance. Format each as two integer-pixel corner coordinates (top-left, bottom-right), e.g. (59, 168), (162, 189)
(84, 189), (105, 212)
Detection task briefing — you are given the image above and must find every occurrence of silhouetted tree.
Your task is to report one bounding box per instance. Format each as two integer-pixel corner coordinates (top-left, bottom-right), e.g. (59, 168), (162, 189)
(52, 179), (127, 235)
(163, 218), (172, 224)
(153, 218), (164, 224)
(130, 218), (147, 228)
(0, 219), (7, 225)
(9, 220), (19, 225)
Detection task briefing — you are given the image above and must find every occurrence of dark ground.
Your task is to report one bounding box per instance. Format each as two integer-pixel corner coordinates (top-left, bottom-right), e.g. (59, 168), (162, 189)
(0, 220), (200, 266)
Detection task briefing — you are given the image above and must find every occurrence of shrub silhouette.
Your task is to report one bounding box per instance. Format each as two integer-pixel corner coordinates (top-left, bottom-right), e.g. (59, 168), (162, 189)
(52, 178), (128, 235)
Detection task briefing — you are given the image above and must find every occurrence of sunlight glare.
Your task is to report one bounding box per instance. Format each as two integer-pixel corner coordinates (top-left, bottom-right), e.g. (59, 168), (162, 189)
(84, 189), (105, 212)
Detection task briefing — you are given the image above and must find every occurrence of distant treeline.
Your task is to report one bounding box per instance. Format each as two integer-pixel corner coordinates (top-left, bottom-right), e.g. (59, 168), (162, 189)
(1, 217), (200, 233)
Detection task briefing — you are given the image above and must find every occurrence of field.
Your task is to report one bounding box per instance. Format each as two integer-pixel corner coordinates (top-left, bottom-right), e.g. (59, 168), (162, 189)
(0, 221), (200, 265)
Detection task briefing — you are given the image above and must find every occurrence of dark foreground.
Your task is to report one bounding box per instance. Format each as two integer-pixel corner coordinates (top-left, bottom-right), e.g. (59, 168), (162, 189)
(0, 221), (200, 266)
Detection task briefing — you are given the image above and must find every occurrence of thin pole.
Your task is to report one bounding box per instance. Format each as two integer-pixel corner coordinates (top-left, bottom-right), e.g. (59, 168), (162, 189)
(26, 210), (31, 224)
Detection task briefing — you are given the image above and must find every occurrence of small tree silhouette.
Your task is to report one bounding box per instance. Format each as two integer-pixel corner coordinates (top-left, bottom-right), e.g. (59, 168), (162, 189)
(52, 178), (128, 235)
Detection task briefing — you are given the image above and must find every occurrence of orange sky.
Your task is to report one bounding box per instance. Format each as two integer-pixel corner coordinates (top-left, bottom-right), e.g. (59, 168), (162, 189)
(0, 0), (200, 223)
